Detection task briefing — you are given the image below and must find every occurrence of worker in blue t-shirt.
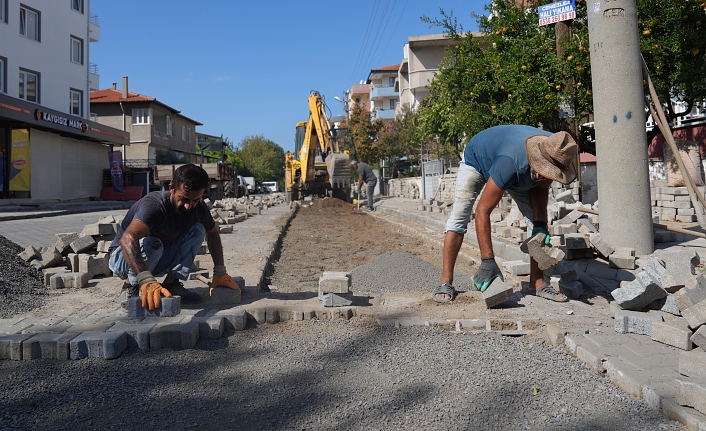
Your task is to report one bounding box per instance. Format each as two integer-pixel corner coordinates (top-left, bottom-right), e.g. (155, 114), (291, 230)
(432, 125), (579, 303)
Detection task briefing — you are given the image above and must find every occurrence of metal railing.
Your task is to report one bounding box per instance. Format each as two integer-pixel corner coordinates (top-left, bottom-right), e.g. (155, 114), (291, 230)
(90, 112), (98, 121)
(124, 159), (156, 169)
(89, 63), (98, 74)
(90, 13), (99, 25)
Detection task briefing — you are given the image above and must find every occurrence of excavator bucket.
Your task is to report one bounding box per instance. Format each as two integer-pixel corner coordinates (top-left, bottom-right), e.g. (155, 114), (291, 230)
(326, 153), (351, 188)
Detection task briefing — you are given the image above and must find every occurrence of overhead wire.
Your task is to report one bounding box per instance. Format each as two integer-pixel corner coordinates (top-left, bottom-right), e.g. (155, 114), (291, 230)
(348, 0), (382, 84)
(373, 0), (409, 68)
(358, 0), (395, 80)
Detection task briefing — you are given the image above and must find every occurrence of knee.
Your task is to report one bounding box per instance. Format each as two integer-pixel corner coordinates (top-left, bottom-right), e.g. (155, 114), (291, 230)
(189, 223), (206, 238)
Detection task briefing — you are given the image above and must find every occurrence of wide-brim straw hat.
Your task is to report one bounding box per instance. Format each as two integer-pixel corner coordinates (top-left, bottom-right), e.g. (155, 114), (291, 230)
(525, 131), (579, 185)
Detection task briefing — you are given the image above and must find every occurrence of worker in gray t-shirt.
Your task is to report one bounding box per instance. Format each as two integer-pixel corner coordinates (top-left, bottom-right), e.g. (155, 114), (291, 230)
(350, 160), (377, 211)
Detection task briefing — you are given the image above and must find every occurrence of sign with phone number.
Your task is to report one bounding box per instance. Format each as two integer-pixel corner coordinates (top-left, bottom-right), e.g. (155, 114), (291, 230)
(538, 0), (576, 26)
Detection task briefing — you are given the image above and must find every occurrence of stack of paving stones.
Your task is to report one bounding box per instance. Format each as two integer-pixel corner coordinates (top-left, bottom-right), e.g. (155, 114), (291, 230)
(651, 185), (705, 223)
(207, 193), (286, 234)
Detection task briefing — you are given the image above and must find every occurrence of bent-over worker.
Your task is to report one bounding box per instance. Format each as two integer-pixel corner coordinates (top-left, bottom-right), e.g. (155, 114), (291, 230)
(350, 160), (377, 212)
(108, 164), (241, 309)
(432, 124), (578, 303)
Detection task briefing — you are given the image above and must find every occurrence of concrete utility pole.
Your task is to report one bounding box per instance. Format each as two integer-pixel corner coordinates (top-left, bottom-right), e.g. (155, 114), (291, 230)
(588, 0), (654, 255)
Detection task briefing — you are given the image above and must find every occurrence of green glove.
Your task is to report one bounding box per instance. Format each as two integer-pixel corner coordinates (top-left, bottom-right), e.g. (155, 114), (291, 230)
(531, 220), (551, 246)
(473, 258), (504, 292)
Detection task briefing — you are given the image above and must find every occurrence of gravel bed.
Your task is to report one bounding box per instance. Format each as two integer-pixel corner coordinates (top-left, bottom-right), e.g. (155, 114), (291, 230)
(352, 251), (476, 293)
(0, 322), (681, 430)
(0, 235), (47, 318)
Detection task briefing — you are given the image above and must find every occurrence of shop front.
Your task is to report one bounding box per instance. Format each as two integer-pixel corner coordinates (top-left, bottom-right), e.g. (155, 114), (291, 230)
(0, 94), (129, 201)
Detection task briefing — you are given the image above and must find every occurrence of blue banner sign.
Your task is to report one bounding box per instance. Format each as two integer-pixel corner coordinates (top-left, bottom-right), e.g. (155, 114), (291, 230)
(538, 0), (576, 26)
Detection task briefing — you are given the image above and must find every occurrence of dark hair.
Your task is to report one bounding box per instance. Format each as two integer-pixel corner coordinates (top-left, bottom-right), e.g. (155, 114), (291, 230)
(172, 164), (209, 192)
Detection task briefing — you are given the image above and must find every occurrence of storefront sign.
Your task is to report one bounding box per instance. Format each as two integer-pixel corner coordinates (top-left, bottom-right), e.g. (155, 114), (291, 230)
(108, 150), (124, 193)
(10, 129), (31, 191)
(539, 0), (576, 26)
(35, 109), (87, 132)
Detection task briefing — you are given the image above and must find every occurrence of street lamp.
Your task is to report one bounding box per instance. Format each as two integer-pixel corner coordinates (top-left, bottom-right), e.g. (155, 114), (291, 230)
(333, 91), (350, 123)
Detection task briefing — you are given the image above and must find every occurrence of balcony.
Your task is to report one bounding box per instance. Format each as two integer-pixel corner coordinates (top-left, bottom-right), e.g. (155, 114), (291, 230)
(89, 13), (100, 42)
(374, 109), (396, 120)
(370, 85), (398, 100)
(89, 63), (100, 91)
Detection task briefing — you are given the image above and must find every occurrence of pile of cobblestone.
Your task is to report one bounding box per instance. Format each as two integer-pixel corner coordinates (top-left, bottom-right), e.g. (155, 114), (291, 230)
(0, 235), (47, 318)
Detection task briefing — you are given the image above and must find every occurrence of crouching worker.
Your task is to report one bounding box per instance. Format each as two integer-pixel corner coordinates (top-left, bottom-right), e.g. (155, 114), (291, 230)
(108, 163), (241, 309)
(432, 125), (579, 303)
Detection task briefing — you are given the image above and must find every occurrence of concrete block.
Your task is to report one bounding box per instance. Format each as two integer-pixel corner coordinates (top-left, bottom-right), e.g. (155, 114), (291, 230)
(564, 233), (590, 250)
(23, 332), (79, 360)
(55, 233), (80, 254)
(490, 212), (504, 223)
(555, 189), (575, 203)
(266, 309), (280, 324)
(677, 214), (698, 223)
(675, 377), (706, 415)
(321, 293), (353, 307)
(149, 321), (200, 349)
(107, 321), (157, 350)
(651, 320), (693, 350)
(586, 262), (618, 280)
(251, 309), (266, 324)
(683, 300), (706, 330)
(219, 225), (233, 234)
(642, 258), (667, 289)
(565, 248), (594, 260)
(96, 240), (111, 253)
(49, 272), (91, 289)
(614, 309), (663, 335)
(545, 324), (566, 346)
(66, 253), (79, 271)
(502, 260), (531, 276)
(609, 253), (636, 270)
(576, 218), (598, 234)
(589, 232), (614, 257)
(692, 326), (706, 350)
(33, 247), (63, 270)
(81, 222), (118, 236)
(0, 333), (34, 360)
(559, 280), (584, 300)
(42, 267), (69, 286)
(127, 296), (181, 318)
(558, 224), (577, 235)
(70, 331), (127, 360)
(611, 271), (668, 311)
(556, 209), (582, 225)
(662, 249), (700, 288)
(70, 236), (96, 253)
(209, 287), (240, 306)
(522, 233), (565, 271)
(78, 253), (111, 278)
(680, 350), (706, 378)
(647, 294), (682, 316)
(559, 261), (580, 283)
(482, 280), (514, 308)
(676, 275), (706, 312)
(187, 310), (225, 339)
(18, 245), (39, 262)
(319, 271), (351, 295)
(654, 230), (678, 243)
(213, 309), (247, 331)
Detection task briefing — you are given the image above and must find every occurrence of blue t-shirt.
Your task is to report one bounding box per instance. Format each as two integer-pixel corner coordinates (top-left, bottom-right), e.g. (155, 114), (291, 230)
(463, 125), (551, 191)
(109, 190), (215, 252)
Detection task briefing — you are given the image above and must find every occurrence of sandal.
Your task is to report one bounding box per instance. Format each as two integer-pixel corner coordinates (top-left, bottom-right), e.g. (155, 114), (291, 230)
(526, 285), (568, 303)
(433, 283), (458, 303)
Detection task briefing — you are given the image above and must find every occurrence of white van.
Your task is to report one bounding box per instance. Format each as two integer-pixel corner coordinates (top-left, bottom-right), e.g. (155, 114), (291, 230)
(262, 181), (279, 193)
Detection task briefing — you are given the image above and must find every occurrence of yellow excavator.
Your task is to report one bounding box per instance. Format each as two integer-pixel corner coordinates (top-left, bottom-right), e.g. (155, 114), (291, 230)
(285, 91), (352, 202)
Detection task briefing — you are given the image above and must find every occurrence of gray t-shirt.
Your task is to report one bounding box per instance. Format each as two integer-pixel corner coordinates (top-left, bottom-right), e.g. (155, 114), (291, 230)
(357, 162), (376, 184)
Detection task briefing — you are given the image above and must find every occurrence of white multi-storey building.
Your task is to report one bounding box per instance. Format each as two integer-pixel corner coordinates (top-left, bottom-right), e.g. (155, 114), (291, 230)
(0, 0), (127, 201)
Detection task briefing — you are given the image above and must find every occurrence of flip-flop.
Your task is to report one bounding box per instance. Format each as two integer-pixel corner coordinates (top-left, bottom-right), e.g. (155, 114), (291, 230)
(432, 283), (457, 303)
(526, 285), (569, 302)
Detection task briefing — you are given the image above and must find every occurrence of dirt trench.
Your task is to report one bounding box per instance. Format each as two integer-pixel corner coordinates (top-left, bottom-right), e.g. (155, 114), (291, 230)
(266, 197), (480, 293)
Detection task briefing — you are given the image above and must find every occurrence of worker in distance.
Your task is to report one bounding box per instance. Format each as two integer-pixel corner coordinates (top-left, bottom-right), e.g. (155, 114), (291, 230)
(108, 164), (241, 309)
(433, 125), (579, 303)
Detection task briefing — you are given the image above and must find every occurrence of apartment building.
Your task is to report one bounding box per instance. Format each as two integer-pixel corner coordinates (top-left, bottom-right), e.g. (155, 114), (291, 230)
(0, 0), (128, 200)
(366, 64), (400, 121)
(90, 77), (203, 166)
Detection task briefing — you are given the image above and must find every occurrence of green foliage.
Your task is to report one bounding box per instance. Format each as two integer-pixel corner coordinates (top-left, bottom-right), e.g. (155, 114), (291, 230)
(234, 135), (285, 183)
(346, 104), (384, 163)
(155, 149), (189, 165)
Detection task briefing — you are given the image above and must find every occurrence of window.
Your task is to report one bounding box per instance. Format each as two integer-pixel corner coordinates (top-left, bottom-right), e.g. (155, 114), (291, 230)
(70, 89), (82, 116)
(20, 6), (39, 41)
(166, 115), (173, 136)
(182, 125), (186, 140)
(187, 128), (192, 143)
(0, 57), (5, 93)
(388, 77), (395, 86)
(70, 36), (83, 64)
(19, 69), (39, 102)
(390, 99), (398, 110)
(0, 0), (7, 24)
(71, 0), (83, 13)
(132, 108), (151, 125)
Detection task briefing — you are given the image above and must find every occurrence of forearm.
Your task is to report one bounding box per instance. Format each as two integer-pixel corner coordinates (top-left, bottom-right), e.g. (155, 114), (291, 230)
(206, 231), (224, 267)
(120, 234), (148, 275)
(474, 210), (494, 259)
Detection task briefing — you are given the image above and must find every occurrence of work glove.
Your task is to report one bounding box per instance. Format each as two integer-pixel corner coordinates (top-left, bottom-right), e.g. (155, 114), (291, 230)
(472, 257), (504, 292)
(210, 264), (241, 296)
(137, 271), (172, 310)
(531, 220), (551, 246)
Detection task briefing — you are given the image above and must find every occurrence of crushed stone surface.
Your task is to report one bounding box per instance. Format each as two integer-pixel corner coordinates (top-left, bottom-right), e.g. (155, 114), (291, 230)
(0, 322), (682, 430)
(0, 235), (47, 318)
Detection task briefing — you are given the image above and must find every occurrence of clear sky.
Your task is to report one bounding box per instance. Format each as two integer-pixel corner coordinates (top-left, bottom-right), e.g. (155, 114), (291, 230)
(91, 0), (489, 153)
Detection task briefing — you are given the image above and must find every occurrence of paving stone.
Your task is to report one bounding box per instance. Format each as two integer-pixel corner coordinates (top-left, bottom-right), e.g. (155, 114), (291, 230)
(675, 377), (706, 415)
(588, 232), (614, 258)
(556, 208), (583, 225)
(654, 230), (678, 243)
(576, 218), (598, 234)
(609, 252), (636, 270)
(545, 324), (566, 346)
(55, 232), (80, 255)
(127, 296), (181, 318)
(318, 271), (351, 295)
(586, 262), (618, 280)
(612, 271), (668, 311)
(676, 275), (706, 312)
(482, 280), (514, 308)
(49, 272), (91, 289)
(66, 253), (79, 271)
(648, 294), (682, 316)
(502, 260), (531, 276)
(18, 245), (39, 262)
(70, 236), (96, 253)
(603, 357), (646, 399)
(565, 248), (594, 260)
(321, 293), (353, 307)
(251, 309), (266, 324)
(555, 189), (575, 203)
(213, 309), (247, 331)
(559, 261), (580, 283)
(78, 253), (111, 278)
(0, 333), (34, 360)
(680, 350), (706, 378)
(558, 280), (584, 300)
(642, 258), (668, 289)
(564, 233), (590, 250)
(149, 321), (200, 350)
(661, 398), (706, 431)
(70, 331), (127, 360)
(96, 240), (111, 253)
(578, 272), (614, 295)
(692, 326), (706, 350)
(651, 320), (693, 350)
(521, 233), (565, 270)
(81, 222), (118, 236)
(33, 247), (64, 270)
(661, 249), (700, 289)
(23, 332), (80, 360)
(106, 322), (157, 351)
(219, 225), (233, 234)
(614, 309), (664, 335)
(683, 300), (706, 330)
(209, 286), (241, 306)
(65, 321), (116, 333)
(42, 267), (69, 286)
(266, 309), (280, 324)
